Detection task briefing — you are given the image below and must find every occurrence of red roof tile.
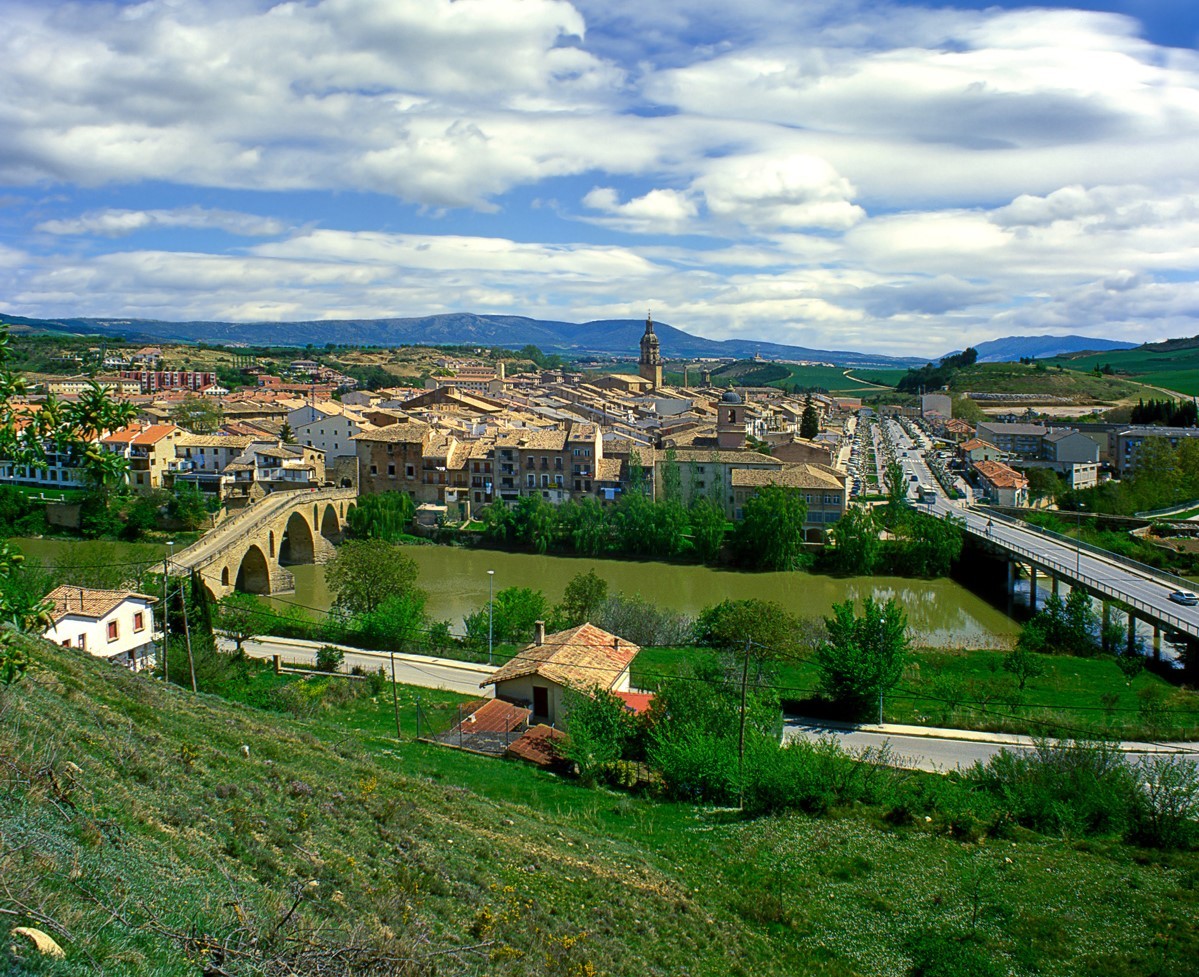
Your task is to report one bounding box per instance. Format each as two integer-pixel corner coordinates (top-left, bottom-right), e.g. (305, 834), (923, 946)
(505, 724), (567, 768)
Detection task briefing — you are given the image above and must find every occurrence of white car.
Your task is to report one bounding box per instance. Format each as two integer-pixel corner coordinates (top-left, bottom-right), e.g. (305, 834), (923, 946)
(1168, 590), (1198, 606)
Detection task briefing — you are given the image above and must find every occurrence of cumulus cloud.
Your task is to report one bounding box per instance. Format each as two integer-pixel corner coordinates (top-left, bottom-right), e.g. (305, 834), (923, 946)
(36, 207), (289, 237)
(581, 186), (698, 232)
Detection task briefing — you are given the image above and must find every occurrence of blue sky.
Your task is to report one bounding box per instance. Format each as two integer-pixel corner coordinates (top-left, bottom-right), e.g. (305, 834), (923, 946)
(1, 0), (1198, 356)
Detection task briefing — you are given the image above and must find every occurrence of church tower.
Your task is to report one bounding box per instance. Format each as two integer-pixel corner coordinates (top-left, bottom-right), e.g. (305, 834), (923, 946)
(638, 311), (663, 389)
(716, 389), (747, 449)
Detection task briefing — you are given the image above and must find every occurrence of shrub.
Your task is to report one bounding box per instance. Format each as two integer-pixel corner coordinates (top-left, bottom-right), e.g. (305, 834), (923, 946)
(315, 645), (345, 673)
(906, 928), (1003, 977)
(1128, 755), (1199, 850)
(592, 593), (693, 647)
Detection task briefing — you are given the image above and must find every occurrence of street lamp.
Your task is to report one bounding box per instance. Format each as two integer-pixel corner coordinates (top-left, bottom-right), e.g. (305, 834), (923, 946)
(487, 569), (495, 666)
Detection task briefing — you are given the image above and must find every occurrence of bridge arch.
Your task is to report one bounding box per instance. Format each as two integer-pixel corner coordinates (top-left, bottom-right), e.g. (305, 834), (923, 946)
(279, 511), (316, 565)
(235, 544), (271, 594)
(321, 503), (341, 542)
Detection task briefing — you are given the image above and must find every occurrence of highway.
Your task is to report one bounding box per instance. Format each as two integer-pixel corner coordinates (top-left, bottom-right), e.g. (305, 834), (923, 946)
(887, 419), (1199, 648)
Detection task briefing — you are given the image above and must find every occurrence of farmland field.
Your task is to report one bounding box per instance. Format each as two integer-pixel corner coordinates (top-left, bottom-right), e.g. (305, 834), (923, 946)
(1046, 344), (1199, 397)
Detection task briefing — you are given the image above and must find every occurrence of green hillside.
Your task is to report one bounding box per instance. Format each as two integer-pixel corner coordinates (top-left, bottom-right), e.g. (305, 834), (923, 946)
(940, 362), (1145, 402)
(1047, 341), (1199, 397)
(3, 637), (1199, 976)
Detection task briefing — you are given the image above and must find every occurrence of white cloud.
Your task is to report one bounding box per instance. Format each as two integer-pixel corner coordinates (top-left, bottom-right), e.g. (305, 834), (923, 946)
(36, 207), (289, 237)
(581, 186), (698, 232)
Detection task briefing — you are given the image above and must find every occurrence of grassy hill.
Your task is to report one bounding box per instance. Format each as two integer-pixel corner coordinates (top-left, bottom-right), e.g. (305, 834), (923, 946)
(1047, 341), (1199, 397)
(940, 363), (1146, 403)
(3, 638), (1198, 976)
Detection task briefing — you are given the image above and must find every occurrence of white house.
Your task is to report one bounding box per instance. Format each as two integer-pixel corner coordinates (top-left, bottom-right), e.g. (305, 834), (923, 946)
(481, 621), (639, 725)
(43, 586), (159, 671)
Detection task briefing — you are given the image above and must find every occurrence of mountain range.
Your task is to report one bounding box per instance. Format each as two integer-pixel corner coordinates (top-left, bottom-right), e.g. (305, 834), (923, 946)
(3, 312), (1142, 366)
(944, 334), (1138, 363)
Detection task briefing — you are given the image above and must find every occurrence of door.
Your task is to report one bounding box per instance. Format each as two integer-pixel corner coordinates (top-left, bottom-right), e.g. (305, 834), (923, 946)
(532, 686), (549, 720)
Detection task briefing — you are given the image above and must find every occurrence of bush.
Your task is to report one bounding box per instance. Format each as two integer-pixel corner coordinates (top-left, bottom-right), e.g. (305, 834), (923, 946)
(967, 739), (1136, 837)
(906, 928), (1003, 977)
(315, 645), (345, 672)
(1129, 755), (1199, 850)
(592, 593), (693, 647)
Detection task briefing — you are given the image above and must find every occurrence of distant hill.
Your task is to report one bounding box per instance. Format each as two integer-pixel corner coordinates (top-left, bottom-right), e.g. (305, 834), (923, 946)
(942, 335), (1137, 363)
(0, 312), (923, 368)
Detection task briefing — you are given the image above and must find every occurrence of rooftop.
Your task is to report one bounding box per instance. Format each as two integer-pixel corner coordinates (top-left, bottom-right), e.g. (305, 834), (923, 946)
(45, 586), (156, 624)
(483, 622), (640, 692)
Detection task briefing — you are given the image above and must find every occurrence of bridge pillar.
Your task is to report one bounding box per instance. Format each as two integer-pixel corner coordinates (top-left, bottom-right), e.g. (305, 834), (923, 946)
(1101, 602), (1112, 652)
(1153, 626), (1162, 661)
(1028, 565), (1038, 611)
(1007, 560), (1016, 595)
(1051, 574), (1059, 598)
(1127, 613), (1137, 655)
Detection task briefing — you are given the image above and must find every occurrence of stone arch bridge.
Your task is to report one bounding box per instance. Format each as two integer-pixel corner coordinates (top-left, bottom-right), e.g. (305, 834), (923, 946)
(170, 488), (357, 599)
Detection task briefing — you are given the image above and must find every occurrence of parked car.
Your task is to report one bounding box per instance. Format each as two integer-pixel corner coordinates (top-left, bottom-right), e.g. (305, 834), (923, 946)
(1168, 590), (1198, 606)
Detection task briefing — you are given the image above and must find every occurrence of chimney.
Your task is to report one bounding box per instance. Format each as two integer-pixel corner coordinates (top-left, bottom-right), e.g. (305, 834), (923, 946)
(534, 620), (545, 646)
(613, 637), (619, 652)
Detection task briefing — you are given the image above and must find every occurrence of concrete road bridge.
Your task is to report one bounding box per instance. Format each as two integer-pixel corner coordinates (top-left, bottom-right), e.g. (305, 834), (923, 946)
(928, 497), (1199, 660)
(169, 487), (357, 598)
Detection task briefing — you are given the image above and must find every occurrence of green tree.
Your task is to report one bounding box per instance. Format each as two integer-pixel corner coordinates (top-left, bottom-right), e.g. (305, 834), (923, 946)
(559, 497), (611, 557)
(465, 586), (549, 646)
(815, 597), (910, 719)
(351, 590), (429, 652)
(695, 598), (806, 676)
(556, 570), (609, 628)
(325, 539), (420, 616)
(1002, 645), (1047, 691)
(512, 494), (557, 554)
(561, 686), (636, 785)
(168, 482), (210, 531)
(800, 394), (820, 440)
(828, 504), (880, 575)
(689, 496), (727, 564)
(347, 491), (415, 541)
(169, 394), (223, 434)
(216, 592), (264, 654)
(1026, 467), (1062, 504)
(279, 421), (296, 444)
(732, 485), (810, 571)
(315, 645), (345, 672)
(883, 460), (908, 526)
(893, 511), (963, 577)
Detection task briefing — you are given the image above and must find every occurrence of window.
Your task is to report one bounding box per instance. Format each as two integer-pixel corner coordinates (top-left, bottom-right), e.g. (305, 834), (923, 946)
(107, 621), (119, 642)
(406, 465), (415, 478)
(527, 474), (535, 487)
(369, 464), (378, 475)
(77, 635), (87, 650)
(61, 639), (70, 647)
(388, 464), (396, 476)
(133, 612), (145, 632)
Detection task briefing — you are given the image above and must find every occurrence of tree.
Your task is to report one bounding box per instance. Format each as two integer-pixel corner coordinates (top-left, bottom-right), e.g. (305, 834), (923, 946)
(511, 494), (557, 554)
(347, 491), (415, 541)
(883, 460), (908, 526)
(168, 482), (210, 531)
(217, 592), (263, 654)
(325, 539), (420, 616)
(695, 598), (807, 676)
(559, 497), (611, 557)
(1002, 645), (1046, 691)
(561, 686), (636, 785)
(169, 394), (223, 434)
(315, 645), (345, 672)
(556, 570), (609, 628)
(689, 496), (727, 564)
(828, 504), (880, 575)
(732, 486), (810, 571)
(351, 590), (429, 652)
(800, 394), (820, 440)
(893, 511), (963, 577)
(279, 421), (297, 444)
(815, 597), (910, 719)
(1025, 467), (1062, 504)
(465, 586), (549, 646)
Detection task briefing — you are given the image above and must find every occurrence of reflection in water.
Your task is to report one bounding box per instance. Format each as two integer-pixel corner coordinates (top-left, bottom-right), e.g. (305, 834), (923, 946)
(274, 545), (1020, 649)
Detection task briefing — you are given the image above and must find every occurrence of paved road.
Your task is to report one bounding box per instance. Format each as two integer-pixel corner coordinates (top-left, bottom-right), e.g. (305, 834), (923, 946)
(891, 421), (1199, 643)
(784, 718), (1199, 773)
(220, 634), (495, 697)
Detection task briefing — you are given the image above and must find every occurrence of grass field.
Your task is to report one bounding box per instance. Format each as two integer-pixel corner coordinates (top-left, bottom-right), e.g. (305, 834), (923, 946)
(634, 645), (1199, 742)
(946, 363), (1145, 402)
(5, 637), (1199, 976)
(1045, 345), (1199, 397)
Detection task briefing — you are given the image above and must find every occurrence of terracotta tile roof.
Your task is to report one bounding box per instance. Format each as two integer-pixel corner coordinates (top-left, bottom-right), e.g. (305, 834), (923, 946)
(352, 420), (430, 444)
(973, 459), (1029, 489)
(595, 457), (623, 482)
(177, 433), (255, 448)
(505, 724), (567, 768)
(614, 691), (655, 715)
(451, 698), (531, 734)
(960, 438), (1000, 452)
(482, 622), (640, 692)
(669, 448), (782, 465)
(45, 586), (156, 624)
(131, 424), (180, 445)
(731, 464), (844, 490)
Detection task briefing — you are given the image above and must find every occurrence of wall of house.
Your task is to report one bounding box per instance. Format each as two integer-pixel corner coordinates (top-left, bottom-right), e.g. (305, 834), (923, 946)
(44, 600), (157, 668)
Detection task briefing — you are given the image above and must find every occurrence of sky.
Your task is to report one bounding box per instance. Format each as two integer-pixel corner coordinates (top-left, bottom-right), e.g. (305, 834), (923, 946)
(1, 0), (1198, 357)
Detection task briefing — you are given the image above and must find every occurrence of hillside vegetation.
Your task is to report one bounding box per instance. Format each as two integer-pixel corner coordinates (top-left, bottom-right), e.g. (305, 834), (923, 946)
(946, 363), (1144, 403)
(1048, 341), (1199, 397)
(3, 637), (1199, 976)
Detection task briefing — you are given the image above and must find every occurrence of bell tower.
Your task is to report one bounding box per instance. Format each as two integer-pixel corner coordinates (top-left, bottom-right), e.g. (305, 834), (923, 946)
(638, 310), (663, 389)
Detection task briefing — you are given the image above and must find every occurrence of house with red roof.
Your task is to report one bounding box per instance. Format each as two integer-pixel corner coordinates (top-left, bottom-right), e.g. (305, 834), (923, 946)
(42, 586), (159, 671)
(482, 621), (641, 726)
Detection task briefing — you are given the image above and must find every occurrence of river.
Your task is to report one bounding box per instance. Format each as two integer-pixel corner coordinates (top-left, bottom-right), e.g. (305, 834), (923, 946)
(15, 537), (1021, 648)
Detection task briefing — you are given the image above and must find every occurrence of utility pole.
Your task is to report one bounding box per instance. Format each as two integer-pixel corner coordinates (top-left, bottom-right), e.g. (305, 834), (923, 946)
(181, 570), (197, 693)
(389, 649), (402, 739)
(161, 543), (173, 683)
(487, 569), (495, 666)
(737, 639), (751, 812)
